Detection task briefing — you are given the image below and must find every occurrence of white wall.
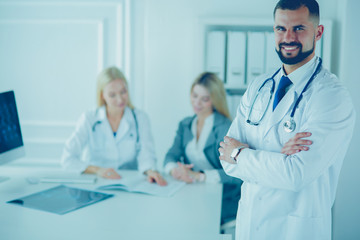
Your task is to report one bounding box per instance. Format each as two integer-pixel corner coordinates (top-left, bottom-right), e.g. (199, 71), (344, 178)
(333, 0), (360, 239)
(0, 0), (130, 158)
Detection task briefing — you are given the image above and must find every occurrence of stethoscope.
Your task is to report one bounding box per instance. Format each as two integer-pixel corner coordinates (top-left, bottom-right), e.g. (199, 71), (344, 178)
(92, 108), (140, 152)
(246, 57), (322, 133)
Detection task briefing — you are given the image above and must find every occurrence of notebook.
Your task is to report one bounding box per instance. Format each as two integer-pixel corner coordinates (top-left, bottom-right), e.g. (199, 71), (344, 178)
(97, 174), (186, 198)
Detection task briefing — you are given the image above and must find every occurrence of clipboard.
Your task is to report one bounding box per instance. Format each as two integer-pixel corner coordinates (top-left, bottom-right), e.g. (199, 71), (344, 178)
(7, 185), (113, 215)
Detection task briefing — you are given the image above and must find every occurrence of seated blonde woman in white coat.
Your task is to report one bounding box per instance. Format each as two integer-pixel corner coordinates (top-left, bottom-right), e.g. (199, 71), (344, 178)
(61, 66), (166, 185)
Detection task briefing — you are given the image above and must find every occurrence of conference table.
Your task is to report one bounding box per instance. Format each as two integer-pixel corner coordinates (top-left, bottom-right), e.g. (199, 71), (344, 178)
(0, 158), (228, 240)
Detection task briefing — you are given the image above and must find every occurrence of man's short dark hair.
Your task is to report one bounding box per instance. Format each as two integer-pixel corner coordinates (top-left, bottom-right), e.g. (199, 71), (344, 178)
(273, 0), (320, 23)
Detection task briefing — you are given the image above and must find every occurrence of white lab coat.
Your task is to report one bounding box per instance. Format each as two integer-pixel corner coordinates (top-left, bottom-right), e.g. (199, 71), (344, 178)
(221, 57), (356, 240)
(61, 106), (157, 174)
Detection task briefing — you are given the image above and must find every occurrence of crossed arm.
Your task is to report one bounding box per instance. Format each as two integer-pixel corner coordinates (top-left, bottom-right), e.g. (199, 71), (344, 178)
(219, 132), (313, 164)
(170, 132), (313, 183)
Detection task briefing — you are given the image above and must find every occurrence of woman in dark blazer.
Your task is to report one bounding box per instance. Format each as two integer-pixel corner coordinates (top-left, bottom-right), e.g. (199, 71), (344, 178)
(164, 72), (242, 225)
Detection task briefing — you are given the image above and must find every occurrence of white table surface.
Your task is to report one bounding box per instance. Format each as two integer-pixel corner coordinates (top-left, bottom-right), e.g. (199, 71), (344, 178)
(0, 158), (224, 240)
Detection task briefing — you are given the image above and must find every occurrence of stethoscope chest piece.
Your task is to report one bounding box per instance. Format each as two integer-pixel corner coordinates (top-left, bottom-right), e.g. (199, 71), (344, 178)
(283, 118), (296, 133)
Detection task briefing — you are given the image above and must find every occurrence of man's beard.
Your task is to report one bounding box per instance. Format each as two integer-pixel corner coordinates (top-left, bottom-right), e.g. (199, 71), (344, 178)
(276, 41), (315, 65)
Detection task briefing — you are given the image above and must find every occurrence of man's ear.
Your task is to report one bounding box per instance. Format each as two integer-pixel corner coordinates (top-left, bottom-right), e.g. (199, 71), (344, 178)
(315, 24), (324, 41)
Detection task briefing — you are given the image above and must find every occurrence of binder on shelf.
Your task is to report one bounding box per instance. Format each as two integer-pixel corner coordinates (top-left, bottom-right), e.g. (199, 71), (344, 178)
(206, 31), (226, 81)
(265, 32), (282, 74)
(247, 32), (265, 85)
(226, 31), (246, 89)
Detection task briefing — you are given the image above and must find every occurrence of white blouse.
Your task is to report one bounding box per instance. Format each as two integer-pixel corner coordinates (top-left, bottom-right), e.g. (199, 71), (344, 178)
(165, 114), (220, 183)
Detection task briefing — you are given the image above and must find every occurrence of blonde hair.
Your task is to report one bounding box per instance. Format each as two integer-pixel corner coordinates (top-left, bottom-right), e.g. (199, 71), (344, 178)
(191, 72), (231, 119)
(96, 66), (134, 109)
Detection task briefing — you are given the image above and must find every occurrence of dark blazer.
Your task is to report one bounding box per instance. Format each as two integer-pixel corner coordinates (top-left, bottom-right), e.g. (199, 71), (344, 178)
(164, 111), (243, 224)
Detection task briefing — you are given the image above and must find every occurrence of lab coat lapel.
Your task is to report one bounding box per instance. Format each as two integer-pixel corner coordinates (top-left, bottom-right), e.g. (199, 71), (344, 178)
(114, 108), (130, 142)
(116, 119), (129, 141)
(264, 89), (296, 136)
(95, 107), (116, 139)
(261, 57), (318, 138)
(95, 106), (107, 122)
(183, 116), (195, 148)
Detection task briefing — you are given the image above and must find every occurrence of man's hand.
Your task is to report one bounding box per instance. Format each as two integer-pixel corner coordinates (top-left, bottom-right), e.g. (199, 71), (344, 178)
(219, 136), (249, 164)
(281, 132), (313, 155)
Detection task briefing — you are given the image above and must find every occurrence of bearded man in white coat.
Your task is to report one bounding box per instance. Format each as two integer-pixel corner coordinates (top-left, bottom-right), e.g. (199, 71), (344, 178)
(219, 0), (356, 239)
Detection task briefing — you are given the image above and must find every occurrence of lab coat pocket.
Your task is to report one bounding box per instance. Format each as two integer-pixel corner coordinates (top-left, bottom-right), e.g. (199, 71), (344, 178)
(285, 215), (326, 240)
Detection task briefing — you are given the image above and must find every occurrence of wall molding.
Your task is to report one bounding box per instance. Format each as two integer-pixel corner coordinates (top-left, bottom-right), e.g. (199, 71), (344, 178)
(21, 121), (76, 158)
(0, 0), (130, 159)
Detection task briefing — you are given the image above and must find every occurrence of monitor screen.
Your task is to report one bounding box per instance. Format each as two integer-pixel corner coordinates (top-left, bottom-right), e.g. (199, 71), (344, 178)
(0, 90), (25, 166)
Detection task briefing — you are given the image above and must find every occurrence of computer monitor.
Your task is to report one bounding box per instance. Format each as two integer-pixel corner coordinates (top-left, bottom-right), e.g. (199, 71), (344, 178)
(0, 90), (25, 182)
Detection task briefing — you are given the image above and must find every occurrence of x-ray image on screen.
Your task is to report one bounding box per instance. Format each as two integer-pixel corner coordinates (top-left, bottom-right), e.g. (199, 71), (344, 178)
(0, 91), (23, 154)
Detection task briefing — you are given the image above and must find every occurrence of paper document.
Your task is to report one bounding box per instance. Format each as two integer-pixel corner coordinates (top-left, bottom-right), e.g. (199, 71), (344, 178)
(27, 176), (97, 184)
(97, 175), (186, 197)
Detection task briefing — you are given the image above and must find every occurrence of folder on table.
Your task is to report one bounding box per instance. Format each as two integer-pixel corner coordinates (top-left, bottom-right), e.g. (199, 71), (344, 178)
(7, 185), (113, 215)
